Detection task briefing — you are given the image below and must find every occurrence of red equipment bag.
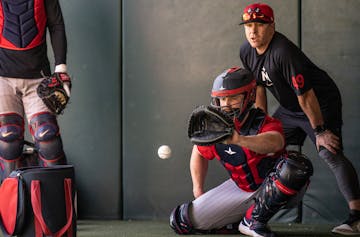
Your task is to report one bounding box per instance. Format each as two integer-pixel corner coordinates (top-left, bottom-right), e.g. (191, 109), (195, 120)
(0, 165), (76, 237)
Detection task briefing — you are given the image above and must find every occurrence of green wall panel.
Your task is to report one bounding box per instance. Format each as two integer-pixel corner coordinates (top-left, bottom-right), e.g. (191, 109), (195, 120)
(301, 0), (360, 224)
(58, 0), (121, 219)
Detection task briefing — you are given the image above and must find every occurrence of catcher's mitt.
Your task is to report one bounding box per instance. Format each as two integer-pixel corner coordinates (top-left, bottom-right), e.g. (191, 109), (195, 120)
(37, 72), (71, 115)
(188, 105), (234, 146)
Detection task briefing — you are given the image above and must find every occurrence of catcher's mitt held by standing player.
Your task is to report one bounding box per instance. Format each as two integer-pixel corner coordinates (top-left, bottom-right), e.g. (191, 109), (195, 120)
(188, 105), (234, 146)
(37, 72), (71, 115)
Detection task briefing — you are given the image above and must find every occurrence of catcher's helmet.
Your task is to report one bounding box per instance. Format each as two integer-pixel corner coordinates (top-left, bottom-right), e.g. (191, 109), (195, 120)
(211, 67), (256, 119)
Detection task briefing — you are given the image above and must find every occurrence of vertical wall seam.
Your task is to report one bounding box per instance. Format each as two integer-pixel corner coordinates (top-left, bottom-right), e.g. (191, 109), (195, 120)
(119, 0), (124, 220)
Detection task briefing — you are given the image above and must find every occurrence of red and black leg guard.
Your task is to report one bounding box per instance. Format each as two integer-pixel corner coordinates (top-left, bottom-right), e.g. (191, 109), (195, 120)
(30, 112), (67, 167)
(251, 151), (313, 223)
(0, 113), (24, 181)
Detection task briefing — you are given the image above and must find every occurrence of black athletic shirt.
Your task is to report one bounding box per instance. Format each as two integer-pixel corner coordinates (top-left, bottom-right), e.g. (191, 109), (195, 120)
(240, 32), (341, 117)
(0, 0), (67, 78)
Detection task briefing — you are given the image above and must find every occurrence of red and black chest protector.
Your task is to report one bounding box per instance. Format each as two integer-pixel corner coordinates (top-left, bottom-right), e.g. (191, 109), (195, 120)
(0, 0), (46, 50)
(215, 108), (278, 191)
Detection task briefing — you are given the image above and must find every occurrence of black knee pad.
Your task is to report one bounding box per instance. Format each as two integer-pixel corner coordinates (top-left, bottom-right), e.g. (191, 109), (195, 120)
(276, 150), (313, 191)
(30, 113), (66, 165)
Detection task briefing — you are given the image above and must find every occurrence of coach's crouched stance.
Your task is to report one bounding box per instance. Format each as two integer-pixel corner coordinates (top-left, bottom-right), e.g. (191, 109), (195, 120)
(170, 67), (313, 237)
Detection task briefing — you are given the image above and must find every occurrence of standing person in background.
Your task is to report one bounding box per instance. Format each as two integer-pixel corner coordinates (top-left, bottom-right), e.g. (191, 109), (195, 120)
(0, 0), (71, 182)
(239, 2), (360, 234)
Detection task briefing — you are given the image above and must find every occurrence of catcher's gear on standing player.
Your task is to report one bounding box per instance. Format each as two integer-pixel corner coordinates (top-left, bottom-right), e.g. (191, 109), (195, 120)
(188, 105), (234, 146)
(37, 72), (71, 115)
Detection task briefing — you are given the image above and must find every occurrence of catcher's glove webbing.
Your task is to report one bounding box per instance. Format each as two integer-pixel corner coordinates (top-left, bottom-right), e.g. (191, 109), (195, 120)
(188, 105), (234, 146)
(37, 73), (71, 115)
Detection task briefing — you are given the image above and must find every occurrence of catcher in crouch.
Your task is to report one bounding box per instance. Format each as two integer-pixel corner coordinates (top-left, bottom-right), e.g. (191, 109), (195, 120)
(170, 67), (313, 237)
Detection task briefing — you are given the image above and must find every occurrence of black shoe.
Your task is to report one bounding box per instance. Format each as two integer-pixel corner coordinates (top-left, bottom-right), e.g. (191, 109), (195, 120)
(238, 217), (276, 237)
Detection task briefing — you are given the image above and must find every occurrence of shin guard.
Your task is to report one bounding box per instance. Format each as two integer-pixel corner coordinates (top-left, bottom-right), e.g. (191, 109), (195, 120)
(0, 113), (24, 181)
(30, 113), (67, 166)
(252, 151), (313, 223)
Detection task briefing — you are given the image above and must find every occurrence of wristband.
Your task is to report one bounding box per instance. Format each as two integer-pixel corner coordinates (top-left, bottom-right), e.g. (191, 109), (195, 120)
(314, 125), (326, 135)
(55, 64), (67, 73)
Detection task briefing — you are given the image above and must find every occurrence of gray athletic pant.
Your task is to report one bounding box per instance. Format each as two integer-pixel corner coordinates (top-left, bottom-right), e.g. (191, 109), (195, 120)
(189, 179), (256, 230)
(273, 106), (360, 202)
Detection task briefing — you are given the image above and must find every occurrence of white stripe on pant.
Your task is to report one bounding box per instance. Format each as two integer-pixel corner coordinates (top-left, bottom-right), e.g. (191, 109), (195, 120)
(189, 178), (258, 230)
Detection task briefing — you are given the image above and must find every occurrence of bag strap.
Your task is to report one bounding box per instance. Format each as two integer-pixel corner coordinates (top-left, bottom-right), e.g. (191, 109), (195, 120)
(0, 177), (21, 236)
(31, 178), (73, 237)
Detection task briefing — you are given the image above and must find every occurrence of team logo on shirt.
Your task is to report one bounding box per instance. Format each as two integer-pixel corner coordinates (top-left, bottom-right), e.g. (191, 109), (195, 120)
(224, 147), (236, 155)
(261, 67), (273, 86)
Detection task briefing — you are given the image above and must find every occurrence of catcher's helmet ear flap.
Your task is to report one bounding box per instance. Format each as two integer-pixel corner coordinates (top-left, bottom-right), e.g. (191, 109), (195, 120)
(211, 67), (256, 118)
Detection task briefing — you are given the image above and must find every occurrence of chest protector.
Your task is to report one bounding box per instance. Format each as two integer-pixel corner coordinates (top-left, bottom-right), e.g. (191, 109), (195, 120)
(0, 0), (46, 50)
(215, 108), (278, 191)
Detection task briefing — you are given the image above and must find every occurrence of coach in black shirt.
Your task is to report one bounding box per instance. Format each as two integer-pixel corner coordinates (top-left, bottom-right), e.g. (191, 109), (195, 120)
(239, 2), (360, 235)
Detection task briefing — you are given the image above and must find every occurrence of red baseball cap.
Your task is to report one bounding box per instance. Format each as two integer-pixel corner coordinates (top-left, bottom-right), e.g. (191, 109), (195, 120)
(239, 3), (274, 25)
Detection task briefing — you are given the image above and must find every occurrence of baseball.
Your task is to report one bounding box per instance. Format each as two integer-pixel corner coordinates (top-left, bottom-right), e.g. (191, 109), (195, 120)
(158, 145), (172, 159)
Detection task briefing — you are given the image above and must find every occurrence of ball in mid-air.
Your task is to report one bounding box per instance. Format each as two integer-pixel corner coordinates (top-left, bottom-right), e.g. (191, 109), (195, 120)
(158, 145), (172, 159)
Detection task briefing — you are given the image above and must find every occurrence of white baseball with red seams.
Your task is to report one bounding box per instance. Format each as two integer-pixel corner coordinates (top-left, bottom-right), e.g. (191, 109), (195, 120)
(158, 145), (172, 159)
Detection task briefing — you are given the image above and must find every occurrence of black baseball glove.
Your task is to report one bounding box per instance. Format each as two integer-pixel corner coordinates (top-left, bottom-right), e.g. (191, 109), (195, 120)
(188, 105), (234, 146)
(37, 72), (71, 115)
